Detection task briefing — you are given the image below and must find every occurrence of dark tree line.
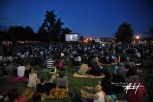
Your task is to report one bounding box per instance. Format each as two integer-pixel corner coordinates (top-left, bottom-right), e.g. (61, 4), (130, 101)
(0, 10), (72, 43)
(0, 26), (37, 42)
(0, 10), (152, 43)
(114, 22), (153, 44)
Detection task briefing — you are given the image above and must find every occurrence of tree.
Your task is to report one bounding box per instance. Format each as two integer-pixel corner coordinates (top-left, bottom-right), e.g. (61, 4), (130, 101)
(147, 27), (153, 38)
(8, 26), (35, 42)
(38, 10), (64, 42)
(8, 26), (25, 42)
(114, 22), (134, 43)
(25, 26), (35, 41)
(0, 30), (10, 41)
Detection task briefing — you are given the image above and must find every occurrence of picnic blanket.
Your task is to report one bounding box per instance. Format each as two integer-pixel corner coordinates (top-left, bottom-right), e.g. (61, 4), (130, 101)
(73, 73), (105, 78)
(41, 88), (68, 99)
(22, 87), (36, 101)
(11, 77), (29, 82)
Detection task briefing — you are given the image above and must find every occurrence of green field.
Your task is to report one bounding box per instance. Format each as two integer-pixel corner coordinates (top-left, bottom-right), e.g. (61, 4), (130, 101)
(0, 55), (153, 102)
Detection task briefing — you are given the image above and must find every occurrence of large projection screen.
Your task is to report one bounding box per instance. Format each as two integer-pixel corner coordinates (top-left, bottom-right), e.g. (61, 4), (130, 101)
(65, 34), (79, 42)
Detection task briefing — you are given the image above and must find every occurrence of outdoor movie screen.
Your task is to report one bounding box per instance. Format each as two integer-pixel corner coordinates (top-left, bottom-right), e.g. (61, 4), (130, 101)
(65, 34), (79, 42)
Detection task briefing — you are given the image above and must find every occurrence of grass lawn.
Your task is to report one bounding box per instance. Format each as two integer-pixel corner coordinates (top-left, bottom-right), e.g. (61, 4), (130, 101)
(0, 56), (153, 102)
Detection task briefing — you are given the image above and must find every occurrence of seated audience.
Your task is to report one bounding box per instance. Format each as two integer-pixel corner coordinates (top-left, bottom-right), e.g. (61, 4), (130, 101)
(17, 61), (26, 77)
(79, 84), (106, 102)
(78, 62), (89, 75)
(24, 62), (32, 78)
(37, 77), (55, 95)
(56, 71), (68, 90)
(46, 56), (54, 69)
(89, 62), (102, 76)
(127, 76), (146, 102)
(57, 58), (64, 71)
(114, 63), (120, 71)
(112, 69), (125, 94)
(32, 92), (42, 102)
(126, 66), (137, 77)
(5, 61), (16, 76)
(27, 68), (38, 87)
(7, 88), (27, 102)
(101, 70), (112, 95)
(135, 51), (141, 58)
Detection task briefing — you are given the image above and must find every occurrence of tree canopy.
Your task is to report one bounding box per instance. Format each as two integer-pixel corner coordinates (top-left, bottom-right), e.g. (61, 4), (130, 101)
(37, 10), (72, 42)
(0, 10), (73, 42)
(114, 22), (134, 43)
(147, 27), (153, 38)
(8, 26), (36, 42)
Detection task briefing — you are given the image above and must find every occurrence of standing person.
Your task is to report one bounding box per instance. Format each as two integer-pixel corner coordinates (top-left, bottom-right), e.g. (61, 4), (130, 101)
(27, 68), (38, 87)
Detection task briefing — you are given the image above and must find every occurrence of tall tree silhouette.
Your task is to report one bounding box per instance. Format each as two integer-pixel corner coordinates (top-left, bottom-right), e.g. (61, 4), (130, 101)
(114, 22), (134, 43)
(38, 10), (64, 42)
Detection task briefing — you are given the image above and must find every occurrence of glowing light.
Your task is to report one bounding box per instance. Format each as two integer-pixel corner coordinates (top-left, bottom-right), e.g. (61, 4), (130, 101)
(136, 35), (140, 40)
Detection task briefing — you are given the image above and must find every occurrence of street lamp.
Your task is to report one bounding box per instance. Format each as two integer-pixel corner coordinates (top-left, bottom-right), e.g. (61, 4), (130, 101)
(136, 35), (140, 40)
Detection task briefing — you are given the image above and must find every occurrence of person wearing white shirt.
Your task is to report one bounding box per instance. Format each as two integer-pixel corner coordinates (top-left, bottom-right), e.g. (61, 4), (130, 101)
(17, 64), (25, 77)
(81, 84), (106, 102)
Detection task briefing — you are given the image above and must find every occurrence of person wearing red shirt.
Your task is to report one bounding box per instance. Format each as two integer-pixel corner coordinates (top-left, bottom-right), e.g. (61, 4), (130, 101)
(127, 77), (146, 102)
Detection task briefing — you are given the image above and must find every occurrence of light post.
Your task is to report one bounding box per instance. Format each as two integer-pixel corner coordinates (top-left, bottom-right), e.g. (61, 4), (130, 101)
(135, 35), (141, 44)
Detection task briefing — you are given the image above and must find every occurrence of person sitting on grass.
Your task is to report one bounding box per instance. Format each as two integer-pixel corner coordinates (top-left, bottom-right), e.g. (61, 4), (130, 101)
(37, 77), (55, 95)
(77, 61), (89, 75)
(76, 84), (106, 102)
(127, 76), (146, 102)
(56, 71), (68, 91)
(126, 66), (137, 78)
(7, 88), (27, 102)
(112, 69), (125, 94)
(101, 70), (112, 95)
(27, 68), (39, 87)
(89, 62), (103, 76)
(57, 58), (65, 71)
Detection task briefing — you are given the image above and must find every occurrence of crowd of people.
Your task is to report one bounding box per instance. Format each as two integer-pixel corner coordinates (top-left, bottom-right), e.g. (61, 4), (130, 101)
(0, 41), (152, 102)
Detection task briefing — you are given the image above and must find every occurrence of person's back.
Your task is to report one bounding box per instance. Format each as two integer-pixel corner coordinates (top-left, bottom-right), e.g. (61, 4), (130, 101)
(90, 65), (102, 76)
(5, 62), (16, 75)
(127, 66), (137, 77)
(47, 58), (54, 69)
(56, 71), (68, 88)
(56, 76), (68, 88)
(127, 78), (146, 102)
(93, 91), (105, 102)
(14, 96), (26, 102)
(8, 88), (26, 102)
(57, 59), (64, 70)
(17, 66), (25, 77)
(112, 69), (125, 93)
(78, 64), (88, 75)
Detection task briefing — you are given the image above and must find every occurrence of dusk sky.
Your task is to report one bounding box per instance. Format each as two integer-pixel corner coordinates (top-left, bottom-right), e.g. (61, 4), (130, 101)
(0, 0), (153, 38)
